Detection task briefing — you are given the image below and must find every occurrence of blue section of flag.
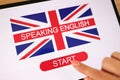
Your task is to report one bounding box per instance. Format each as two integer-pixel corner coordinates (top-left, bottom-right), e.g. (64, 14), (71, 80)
(59, 6), (78, 20)
(22, 12), (47, 23)
(30, 40), (54, 57)
(16, 42), (33, 55)
(82, 28), (99, 35)
(11, 23), (29, 32)
(66, 36), (90, 48)
(79, 8), (93, 18)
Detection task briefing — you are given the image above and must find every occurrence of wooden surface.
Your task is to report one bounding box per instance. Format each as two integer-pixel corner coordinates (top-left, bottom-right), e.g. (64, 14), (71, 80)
(0, 0), (120, 15)
(115, 0), (120, 15)
(0, 0), (27, 5)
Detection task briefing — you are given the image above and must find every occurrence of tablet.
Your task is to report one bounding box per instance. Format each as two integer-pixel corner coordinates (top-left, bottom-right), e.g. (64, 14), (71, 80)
(0, 0), (120, 80)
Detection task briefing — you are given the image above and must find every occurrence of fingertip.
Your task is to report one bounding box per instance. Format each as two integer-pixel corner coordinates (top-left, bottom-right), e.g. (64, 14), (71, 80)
(111, 52), (120, 60)
(71, 60), (80, 67)
(102, 57), (110, 65)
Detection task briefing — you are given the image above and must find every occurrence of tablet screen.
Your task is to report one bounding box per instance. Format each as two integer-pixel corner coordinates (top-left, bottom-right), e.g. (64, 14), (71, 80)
(0, 0), (120, 80)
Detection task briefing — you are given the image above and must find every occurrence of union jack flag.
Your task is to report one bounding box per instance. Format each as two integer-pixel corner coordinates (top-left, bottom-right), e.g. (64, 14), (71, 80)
(10, 4), (100, 60)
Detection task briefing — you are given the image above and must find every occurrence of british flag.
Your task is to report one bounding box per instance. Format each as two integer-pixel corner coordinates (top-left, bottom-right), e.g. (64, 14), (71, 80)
(10, 4), (100, 60)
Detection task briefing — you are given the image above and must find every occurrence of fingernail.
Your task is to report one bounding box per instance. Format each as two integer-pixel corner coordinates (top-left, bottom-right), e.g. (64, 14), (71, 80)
(71, 60), (80, 66)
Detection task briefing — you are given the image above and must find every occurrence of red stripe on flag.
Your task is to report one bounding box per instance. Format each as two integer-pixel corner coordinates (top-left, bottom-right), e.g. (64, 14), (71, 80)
(64, 4), (88, 21)
(60, 18), (96, 32)
(20, 38), (49, 60)
(13, 18), (96, 43)
(74, 32), (100, 40)
(48, 10), (65, 50)
(10, 19), (39, 27)
(13, 27), (53, 43)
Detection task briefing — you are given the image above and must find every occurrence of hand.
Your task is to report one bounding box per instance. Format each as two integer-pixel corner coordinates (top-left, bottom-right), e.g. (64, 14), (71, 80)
(72, 52), (120, 80)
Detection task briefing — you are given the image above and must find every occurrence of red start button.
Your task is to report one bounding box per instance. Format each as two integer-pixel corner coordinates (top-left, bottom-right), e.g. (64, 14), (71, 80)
(40, 51), (88, 71)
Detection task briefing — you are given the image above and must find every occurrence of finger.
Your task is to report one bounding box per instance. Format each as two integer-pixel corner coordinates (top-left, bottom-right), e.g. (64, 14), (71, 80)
(102, 57), (120, 77)
(84, 77), (94, 80)
(111, 52), (120, 61)
(72, 60), (120, 80)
